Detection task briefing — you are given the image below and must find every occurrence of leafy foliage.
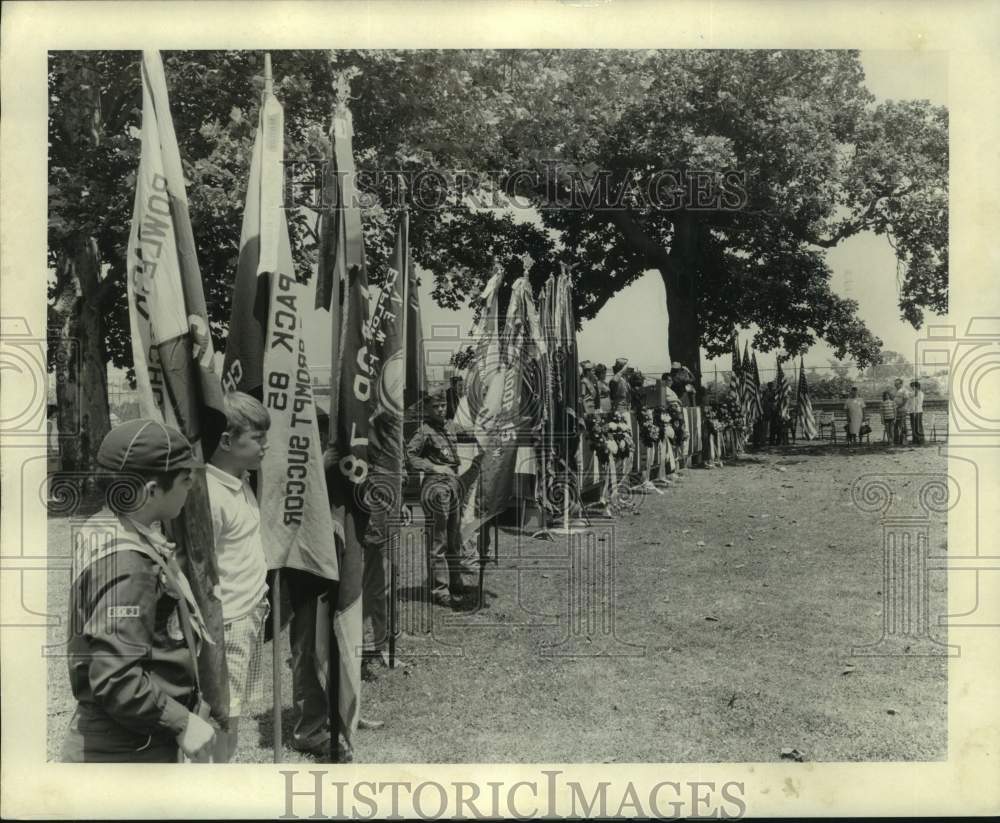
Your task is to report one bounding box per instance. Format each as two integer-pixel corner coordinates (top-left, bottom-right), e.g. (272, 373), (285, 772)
(48, 49), (947, 379)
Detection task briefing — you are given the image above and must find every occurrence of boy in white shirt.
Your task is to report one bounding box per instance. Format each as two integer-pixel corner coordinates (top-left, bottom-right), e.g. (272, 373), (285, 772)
(206, 392), (271, 761)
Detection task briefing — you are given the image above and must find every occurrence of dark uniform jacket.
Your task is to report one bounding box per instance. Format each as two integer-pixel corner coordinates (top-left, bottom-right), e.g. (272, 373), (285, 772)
(609, 373), (631, 412)
(406, 420), (460, 477)
(65, 509), (209, 752)
(580, 376), (597, 415)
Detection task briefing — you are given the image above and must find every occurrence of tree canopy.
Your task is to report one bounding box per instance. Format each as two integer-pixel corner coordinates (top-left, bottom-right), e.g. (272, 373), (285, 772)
(49, 48), (948, 384)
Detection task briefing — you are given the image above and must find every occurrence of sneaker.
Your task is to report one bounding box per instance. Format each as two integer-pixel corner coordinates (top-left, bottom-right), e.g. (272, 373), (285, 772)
(431, 592), (453, 608)
(358, 717), (385, 730)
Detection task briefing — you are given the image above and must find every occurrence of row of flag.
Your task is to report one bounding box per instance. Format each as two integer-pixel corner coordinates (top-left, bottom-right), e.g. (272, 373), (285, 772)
(123, 51), (426, 759)
(728, 332), (818, 441)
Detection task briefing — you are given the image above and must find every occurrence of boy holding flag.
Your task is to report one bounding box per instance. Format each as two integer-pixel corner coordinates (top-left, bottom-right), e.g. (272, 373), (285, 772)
(62, 420), (217, 763)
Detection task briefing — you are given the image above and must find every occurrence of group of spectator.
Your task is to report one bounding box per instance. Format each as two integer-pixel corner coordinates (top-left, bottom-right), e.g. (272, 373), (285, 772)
(879, 377), (925, 445)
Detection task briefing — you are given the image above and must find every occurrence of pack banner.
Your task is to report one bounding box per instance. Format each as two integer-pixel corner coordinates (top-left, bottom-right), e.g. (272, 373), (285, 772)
(223, 80), (337, 582)
(325, 262), (370, 749)
(124, 49), (228, 725)
(367, 212), (408, 476)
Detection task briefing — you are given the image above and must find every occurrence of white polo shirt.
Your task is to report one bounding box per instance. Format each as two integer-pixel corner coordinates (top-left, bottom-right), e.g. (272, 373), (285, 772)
(205, 464), (268, 621)
(895, 386), (911, 415)
(911, 389), (924, 413)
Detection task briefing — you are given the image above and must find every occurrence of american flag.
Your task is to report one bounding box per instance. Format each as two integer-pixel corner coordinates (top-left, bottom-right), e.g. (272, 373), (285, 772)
(741, 343), (756, 427)
(775, 357), (791, 422)
(751, 352), (764, 423)
(729, 332), (742, 401)
(796, 358), (818, 439)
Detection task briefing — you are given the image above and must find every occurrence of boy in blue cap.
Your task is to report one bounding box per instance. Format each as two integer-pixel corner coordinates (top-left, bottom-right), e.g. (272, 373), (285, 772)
(61, 419), (217, 763)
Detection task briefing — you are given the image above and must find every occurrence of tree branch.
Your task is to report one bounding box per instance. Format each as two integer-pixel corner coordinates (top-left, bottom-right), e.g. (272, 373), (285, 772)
(814, 182), (919, 248)
(604, 208), (675, 274)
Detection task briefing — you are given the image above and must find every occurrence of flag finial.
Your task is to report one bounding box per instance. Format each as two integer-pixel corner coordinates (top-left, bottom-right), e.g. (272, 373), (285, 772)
(264, 53), (273, 95)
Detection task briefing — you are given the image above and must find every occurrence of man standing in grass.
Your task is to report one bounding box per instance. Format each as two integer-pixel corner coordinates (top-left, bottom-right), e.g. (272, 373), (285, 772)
(406, 389), (477, 609)
(893, 378), (911, 445)
(909, 380), (925, 445)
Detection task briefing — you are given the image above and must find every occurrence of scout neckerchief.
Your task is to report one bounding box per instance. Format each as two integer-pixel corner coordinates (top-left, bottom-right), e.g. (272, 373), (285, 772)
(73, 510), (213, 691)
(132, 525), (212, 699)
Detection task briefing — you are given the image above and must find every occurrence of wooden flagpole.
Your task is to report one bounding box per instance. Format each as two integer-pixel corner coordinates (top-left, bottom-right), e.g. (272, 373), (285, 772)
(390, 193), (409, 668)
(258, 53), (285, 765)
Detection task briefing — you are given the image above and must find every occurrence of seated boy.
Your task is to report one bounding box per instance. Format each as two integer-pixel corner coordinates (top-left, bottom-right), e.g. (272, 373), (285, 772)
(62, 419), (216, 763)
(206, 392), (271, 761)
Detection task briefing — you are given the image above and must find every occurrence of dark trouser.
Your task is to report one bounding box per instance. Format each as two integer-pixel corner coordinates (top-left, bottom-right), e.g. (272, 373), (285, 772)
(757, 418), (770, 447)
(362, 504), (391, 654)
(286, 569), (331, 751)
(62, 703), (178, 763)
(910, 412), (924, 444)
(883, 418), (894, 441)
(894, 414), (908, 444)
(424, 477), (476, 599)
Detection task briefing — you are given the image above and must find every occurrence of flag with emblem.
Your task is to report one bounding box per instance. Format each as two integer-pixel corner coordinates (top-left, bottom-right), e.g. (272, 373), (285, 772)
(222, 58), (337, 583)
(456, 270), (533, 540)
(366, 210), (409, 476)
(314, 100), (368, 754)
(796, 357), (818, 440)
(124, 49), (230, 726)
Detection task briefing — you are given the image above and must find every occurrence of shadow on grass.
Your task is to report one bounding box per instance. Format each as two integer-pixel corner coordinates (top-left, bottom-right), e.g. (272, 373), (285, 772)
(253, 705), (298, 751)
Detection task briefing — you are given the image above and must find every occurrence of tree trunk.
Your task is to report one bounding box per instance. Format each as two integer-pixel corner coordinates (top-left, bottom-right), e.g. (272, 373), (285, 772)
(661, 215), (702, 384)
(604, 208), (704, 384)
(52, 235), (111, 475)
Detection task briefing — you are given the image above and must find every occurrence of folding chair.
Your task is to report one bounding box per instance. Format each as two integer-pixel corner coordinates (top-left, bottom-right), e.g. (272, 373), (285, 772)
(930, 411), (947, 442)
(859, 416), (872, 445)
(817, 411), (836, 442)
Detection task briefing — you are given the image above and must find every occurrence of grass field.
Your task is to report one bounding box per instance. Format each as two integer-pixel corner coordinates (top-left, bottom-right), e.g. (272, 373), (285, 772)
(46, 440), (948, 763)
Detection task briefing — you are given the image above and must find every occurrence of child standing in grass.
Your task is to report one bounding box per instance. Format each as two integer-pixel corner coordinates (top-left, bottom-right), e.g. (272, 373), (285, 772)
(206, 392), (271, 762)
(62, 419), (217, 763)
(880, 390), (896, 442)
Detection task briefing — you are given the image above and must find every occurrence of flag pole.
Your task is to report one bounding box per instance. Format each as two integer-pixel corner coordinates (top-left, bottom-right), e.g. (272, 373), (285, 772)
(549, 270), (588, 535)
(257, 52), (285, 765)
(390, 195), (409, 669)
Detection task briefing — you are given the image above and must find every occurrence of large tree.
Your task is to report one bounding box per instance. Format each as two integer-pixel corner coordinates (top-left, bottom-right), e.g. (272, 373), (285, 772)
(355, 50), (946, 375)
(49, 49), (947, 465)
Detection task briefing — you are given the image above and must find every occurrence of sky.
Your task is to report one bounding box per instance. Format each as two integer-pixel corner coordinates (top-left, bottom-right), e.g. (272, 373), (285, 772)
(409, 49), (949, 383)
(98, 49), (949, 393)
